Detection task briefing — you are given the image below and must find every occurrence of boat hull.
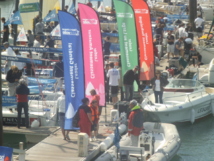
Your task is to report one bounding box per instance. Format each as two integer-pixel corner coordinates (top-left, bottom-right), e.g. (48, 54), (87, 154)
(143, 95), (213, 123)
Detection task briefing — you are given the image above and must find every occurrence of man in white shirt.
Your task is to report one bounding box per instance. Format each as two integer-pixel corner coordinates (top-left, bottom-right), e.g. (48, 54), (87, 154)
(178, 23), (186, 38)
(194, 15), (204, 38)
(107, 62), (120, 104)
(3, 42), (16, 73)
(56, 90), (70, 140)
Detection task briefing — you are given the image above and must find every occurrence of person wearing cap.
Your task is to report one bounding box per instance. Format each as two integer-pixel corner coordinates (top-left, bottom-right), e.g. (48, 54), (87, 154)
(123, 66), (140, 101)
(3, 42), (16, 73)
(16, 79), (30, 128)
(151, 71), (169, 104)
(128, 99), (143, 146)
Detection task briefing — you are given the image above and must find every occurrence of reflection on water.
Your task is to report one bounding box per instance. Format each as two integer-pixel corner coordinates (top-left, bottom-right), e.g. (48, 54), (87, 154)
(172, 115), (214, 161)
(3, 133), (35, 149)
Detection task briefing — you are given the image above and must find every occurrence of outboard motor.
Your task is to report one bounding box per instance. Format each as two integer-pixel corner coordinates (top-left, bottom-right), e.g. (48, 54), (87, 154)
(138, 131), (153, 155)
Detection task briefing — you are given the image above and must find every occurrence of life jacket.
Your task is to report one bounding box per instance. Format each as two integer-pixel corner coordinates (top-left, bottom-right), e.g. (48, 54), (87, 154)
(89, 104), (99, 123)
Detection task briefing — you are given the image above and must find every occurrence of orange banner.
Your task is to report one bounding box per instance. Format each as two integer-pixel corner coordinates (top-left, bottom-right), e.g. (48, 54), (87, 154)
(131, 0), (154, 80)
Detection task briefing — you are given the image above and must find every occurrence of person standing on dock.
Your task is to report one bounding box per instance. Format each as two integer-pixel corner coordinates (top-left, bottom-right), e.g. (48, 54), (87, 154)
(107, 62), (120, 104)
(123, 66), (140, 101)
(6, 66), (22, 96)
(194, 15), (204, 39)
(57, 90), (70, 140)
(16, 79), (30, 129)
(167, 30), (175, 60)
(3, 42), (16, 73)
(78, 98), (93, 138)
(89, 100), (99, 141)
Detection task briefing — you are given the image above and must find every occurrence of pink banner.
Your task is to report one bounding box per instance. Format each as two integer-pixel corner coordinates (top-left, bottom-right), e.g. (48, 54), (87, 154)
(78, 3), (105, 106)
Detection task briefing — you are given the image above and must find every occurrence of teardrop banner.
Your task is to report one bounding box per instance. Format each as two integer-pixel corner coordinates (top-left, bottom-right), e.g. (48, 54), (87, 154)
(78, 3), (105, 106)
(58, 11), (84, 130)
(113, 0), (139, 82)
(131, 0), (154, 80)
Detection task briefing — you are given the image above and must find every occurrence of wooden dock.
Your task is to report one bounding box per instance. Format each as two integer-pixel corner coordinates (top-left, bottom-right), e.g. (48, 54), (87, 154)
(21, 105), (115, 161)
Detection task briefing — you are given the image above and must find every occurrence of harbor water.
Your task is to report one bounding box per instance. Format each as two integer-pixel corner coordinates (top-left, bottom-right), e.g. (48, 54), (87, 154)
(4, 133), (35, 150)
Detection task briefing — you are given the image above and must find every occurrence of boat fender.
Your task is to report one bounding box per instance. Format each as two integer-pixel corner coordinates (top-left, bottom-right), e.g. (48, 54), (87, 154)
(211, 100), (214, 116)
(31, 119), (40, 128)
(191, 109), (195, 124)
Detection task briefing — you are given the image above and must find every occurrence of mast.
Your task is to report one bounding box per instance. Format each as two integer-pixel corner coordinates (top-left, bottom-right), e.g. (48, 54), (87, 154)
(189, 0), (197, 31)
(0, 8), (3, 146)
(39, 0), (43, 18)
(13, 0), (19, 46)
(62, 0), (65, 10)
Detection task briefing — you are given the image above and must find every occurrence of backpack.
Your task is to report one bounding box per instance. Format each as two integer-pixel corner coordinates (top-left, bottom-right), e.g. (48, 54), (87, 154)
(72, 109), (80, 128)
(132, 110), (144, 128)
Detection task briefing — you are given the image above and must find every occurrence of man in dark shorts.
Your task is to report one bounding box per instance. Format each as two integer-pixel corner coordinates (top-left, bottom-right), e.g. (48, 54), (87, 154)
(107, 62), (120, 104)
(123, 66), (140, 101)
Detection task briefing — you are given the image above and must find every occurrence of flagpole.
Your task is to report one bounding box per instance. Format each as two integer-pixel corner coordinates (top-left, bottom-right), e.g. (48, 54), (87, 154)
(0, 8), (3, 146)
(13, 0), (19, 46)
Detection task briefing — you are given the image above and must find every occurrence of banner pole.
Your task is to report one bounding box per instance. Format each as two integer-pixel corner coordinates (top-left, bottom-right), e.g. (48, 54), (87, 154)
(0, 8), (3, 146)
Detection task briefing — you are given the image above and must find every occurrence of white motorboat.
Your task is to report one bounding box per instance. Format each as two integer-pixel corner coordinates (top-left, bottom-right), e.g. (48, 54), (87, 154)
(141, 79), (214, 123)
(95, 122), (181, 161)
(2, 91), (62, 127)
(196, 46), (214, 65)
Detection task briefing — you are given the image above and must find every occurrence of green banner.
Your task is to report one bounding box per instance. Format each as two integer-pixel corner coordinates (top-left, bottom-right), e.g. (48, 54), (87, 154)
(19, 2), (40, 13)
(113, 0), (139, 89)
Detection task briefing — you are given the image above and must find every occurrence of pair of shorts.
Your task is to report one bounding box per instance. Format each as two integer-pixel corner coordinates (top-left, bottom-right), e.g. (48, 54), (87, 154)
(110, 86), (118, 97)
(58, 112), (65, 128)
(56, 77), (63, 89)
(167, 44), (174, 53)
(91, 124), (98, 131)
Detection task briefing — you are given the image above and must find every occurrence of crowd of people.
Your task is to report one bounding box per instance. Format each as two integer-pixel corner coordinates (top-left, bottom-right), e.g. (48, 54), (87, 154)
(153, 4), (205, 68)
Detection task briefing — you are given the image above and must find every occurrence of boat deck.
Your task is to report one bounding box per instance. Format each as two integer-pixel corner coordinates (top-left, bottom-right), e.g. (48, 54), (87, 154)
(16, 105), (115, 161)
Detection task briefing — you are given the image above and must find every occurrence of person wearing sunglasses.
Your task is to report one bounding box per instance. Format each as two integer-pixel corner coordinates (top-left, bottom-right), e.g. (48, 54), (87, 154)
(151, 71), (169, 104)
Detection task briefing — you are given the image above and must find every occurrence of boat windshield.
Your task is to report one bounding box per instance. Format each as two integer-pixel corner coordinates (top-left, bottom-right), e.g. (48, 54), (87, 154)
(165, 79), (201, 89)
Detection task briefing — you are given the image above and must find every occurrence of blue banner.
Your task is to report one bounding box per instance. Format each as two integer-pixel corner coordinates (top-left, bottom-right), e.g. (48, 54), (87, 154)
(58, 11), (84, 130)
(27, 77), (56, 86)
(167, 14), (189, 19)
(44, 9), (58, 22)
(2, 96), (16, 106)
(0, 146), (13, 160)
(5, 11), (22, 26)
(4, 46), (62, 53)
(2, 55), (43, 64)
